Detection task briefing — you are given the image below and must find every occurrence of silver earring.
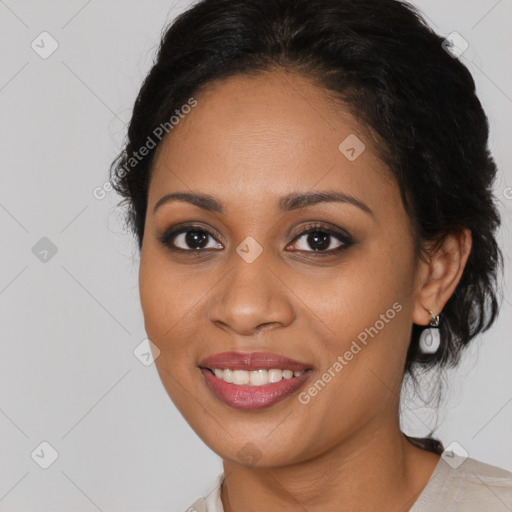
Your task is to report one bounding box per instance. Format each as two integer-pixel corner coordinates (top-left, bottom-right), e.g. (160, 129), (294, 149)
(419, 311), (440, 354)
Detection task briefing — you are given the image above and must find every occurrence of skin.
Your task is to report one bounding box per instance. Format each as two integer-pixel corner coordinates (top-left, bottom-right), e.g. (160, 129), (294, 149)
(138, 67), (472, 512)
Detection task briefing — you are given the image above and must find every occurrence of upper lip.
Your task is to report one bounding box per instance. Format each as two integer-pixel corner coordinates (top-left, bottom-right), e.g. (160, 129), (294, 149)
(199, 351), (314, 372)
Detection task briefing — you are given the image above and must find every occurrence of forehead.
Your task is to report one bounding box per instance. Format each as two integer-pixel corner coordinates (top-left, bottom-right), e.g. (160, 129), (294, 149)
(149, 68), (393, 211)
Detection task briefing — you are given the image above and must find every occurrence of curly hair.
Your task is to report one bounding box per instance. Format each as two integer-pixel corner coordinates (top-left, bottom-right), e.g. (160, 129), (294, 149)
(109, 0), (502, 381)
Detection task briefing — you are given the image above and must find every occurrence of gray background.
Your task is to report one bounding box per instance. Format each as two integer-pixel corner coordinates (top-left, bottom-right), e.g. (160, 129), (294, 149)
(1, 0), (511, 510)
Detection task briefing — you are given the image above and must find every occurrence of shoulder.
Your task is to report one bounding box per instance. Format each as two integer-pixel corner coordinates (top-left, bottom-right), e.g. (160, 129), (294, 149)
(449, 456), (512, 503)
(184, 497), (207, 512)
(184, 473), (225, 512)
(183, 461), (512, 512)
(412, 455), (512, 511)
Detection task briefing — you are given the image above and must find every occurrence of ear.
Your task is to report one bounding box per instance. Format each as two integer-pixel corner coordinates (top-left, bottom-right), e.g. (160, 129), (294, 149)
(412, 228), (472, 325)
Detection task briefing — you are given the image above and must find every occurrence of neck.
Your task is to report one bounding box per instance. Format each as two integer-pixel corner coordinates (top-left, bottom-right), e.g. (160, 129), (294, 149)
(221, 419), (440, 512)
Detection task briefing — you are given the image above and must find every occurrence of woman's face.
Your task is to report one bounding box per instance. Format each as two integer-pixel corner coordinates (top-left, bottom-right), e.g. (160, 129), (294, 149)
(139, 68), (425, 467)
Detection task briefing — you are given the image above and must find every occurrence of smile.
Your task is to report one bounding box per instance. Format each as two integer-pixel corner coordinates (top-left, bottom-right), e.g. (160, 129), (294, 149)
(198, 351), (314, 410)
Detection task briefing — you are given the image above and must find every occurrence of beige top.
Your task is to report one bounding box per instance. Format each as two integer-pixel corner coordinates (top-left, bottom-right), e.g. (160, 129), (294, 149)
(186, 455), (512, 511)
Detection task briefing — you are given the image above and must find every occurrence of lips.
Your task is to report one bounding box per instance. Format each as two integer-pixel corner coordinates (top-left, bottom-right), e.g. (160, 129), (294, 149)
(198, 351), (313, 372)
(198, 351), (314, 410)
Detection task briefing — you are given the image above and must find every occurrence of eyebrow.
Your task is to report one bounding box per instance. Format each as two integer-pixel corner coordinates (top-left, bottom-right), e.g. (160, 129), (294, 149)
(153, 190), (373, 216)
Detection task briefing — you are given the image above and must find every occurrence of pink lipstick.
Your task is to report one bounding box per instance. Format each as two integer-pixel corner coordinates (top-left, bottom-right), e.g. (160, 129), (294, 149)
(199, 351), (313, 410)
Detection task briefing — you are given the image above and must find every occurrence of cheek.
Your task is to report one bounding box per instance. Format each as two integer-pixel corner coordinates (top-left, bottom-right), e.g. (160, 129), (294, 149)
(138, 246), (197, 356)
(313, 244), (413, 343)
(305, 237), (416, 402)
(139, 255), (172, 341)
(138, 247), (207, 417)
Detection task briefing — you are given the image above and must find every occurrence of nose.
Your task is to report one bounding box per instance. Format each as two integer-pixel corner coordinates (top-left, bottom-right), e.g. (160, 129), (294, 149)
(206, 249), (295, 337)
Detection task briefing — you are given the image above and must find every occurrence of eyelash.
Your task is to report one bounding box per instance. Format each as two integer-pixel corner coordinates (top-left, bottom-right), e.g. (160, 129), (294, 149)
(157, 222), (354, 257)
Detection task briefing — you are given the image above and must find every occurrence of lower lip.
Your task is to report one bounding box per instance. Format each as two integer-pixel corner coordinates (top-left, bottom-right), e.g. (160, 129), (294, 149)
(201, 368), (312, 410)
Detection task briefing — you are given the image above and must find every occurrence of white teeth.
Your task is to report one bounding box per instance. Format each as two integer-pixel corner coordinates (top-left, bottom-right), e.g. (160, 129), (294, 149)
(232, 370), (250, 385)
(268, 369), (283, 383)
(209, 368), (308, 386)
(249, 369), (268, 386)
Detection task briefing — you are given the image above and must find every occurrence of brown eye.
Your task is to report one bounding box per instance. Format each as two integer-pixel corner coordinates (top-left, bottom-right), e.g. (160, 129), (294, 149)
(288, 224), (353, 254)
(158, 226), (223, 251)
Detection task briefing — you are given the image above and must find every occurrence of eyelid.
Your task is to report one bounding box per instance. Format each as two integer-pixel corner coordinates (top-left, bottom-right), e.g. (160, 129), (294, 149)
(289, 222), (352, 241)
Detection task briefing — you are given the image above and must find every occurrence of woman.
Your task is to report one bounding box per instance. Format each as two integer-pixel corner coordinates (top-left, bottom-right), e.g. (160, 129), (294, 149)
(110, 0), (512, 510)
